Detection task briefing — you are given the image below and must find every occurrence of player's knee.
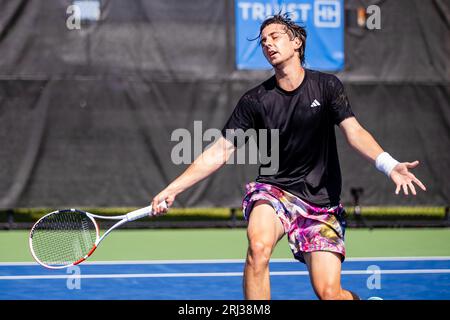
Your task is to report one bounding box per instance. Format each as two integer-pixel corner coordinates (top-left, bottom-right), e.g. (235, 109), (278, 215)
(247, 240), (271, 269)
(316, 284), (341, 300)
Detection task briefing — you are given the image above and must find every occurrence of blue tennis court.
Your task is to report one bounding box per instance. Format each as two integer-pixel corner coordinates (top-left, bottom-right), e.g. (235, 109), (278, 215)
(1, 257), (449, 300)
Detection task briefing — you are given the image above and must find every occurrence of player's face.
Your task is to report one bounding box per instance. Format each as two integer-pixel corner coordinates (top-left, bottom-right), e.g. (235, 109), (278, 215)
(260, 23), (301, 67)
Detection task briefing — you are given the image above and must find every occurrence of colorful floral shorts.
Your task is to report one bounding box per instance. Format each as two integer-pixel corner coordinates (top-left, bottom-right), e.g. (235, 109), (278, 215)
(242, 182), (347, 264)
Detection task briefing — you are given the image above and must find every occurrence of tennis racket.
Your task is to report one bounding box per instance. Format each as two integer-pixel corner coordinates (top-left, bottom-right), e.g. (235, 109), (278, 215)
(29, 202), (167, 269)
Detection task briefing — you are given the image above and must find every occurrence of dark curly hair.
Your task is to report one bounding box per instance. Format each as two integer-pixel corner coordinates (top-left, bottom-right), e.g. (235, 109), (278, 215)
(256, 13), (307, 66)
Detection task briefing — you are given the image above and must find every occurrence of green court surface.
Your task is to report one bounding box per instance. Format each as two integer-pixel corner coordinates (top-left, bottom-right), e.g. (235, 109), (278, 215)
(1, 228), (449, 262)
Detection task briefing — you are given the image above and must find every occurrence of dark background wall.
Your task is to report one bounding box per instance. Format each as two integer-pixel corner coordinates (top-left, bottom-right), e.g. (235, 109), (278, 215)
(0, 0), (448, 208)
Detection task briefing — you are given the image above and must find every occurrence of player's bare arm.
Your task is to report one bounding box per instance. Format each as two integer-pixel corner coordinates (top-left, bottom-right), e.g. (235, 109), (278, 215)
(152, 136), (236, 214)
(339, 116), (426, 196)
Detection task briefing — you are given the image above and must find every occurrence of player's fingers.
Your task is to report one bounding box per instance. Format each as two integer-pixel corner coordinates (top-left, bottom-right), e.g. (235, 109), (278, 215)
(166, 196), (175, 208)
(412, 177), (427, 191)
(406, 171), (426, 191)
(153, 195), (165, 214)
(408, 182), (417, 196)
(156, 195), (174, 216)
(402, 183), (408, 195)
(395, 184), (401, 195)
(151, 197), (158, 212)
(158, 199), (169, 214)
(159, 198), (169, 214)
(406, 161), (419, 169)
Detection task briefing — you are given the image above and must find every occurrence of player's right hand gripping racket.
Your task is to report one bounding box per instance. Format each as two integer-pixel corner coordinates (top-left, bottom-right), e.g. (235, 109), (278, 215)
(29, 202), (167, 269)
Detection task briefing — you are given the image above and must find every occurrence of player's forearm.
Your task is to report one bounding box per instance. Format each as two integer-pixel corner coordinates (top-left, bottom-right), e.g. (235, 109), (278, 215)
(165, 138), (234, 195)
(166, 159), (223, 195)
(346, 127), (384, 163)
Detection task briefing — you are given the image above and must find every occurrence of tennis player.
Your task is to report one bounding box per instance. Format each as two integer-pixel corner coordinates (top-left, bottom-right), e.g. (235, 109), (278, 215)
(152, 14), (426, 300)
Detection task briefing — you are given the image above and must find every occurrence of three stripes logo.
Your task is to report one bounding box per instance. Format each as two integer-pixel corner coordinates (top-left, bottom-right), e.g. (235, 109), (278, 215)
(310, 99), (321, 108)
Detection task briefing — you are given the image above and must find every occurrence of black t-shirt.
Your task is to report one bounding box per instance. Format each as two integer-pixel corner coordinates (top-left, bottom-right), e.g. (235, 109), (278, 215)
(221, 69), (355, 207)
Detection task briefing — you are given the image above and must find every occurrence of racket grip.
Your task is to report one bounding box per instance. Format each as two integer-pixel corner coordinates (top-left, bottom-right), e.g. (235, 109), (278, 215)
(126, 202), (167, 222)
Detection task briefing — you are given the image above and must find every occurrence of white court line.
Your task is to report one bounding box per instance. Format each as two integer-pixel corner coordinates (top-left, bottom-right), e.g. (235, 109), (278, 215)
(1, 269), (450, 280)
(1, 256), (450, 266)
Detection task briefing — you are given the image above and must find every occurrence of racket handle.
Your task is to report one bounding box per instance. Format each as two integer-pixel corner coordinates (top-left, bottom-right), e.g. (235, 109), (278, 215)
(126, 201), (167, 222)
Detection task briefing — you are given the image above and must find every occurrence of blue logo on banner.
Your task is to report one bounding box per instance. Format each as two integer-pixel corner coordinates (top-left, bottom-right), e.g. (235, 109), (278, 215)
(235, 0), (344, 71)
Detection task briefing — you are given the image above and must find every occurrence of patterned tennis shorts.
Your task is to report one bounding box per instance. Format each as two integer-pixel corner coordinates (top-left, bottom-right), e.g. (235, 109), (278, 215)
(242, 182), (347, 264)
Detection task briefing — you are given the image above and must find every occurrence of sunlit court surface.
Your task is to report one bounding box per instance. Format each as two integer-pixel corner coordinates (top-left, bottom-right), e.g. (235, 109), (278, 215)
(1, 258), (450, 300)
(0, 0), (448, 312)
(1, 228), (450, 300)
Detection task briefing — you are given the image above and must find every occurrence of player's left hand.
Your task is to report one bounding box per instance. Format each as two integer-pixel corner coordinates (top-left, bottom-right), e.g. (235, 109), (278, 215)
(390, 160), (427, 195)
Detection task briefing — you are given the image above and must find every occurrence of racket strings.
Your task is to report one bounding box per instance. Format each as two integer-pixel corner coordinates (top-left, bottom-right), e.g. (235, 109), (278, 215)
(30, 211), (97, 266)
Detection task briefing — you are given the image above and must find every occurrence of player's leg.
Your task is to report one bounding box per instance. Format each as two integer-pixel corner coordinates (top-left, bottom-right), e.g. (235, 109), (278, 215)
(304, 251), (359, 300)
(244, 200), (285, 300)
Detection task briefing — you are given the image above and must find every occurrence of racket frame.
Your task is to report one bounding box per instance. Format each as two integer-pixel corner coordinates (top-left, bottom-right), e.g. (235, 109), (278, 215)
(29, 204), (162, 269)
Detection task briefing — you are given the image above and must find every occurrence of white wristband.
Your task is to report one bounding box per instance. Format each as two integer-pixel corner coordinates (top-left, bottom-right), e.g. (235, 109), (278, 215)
(375, 152), (399, 177)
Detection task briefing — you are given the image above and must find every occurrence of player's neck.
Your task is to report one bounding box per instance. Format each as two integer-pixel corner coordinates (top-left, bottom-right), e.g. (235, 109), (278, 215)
(274, 63), (305, 92)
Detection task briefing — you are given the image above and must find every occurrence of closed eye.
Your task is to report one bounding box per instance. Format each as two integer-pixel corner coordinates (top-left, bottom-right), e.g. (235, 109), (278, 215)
(260, 31), (286, 46)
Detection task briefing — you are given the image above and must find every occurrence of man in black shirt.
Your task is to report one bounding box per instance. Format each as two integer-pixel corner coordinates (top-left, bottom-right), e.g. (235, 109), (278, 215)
(222, 69), (353, 207)
(152, 14), (426, 300)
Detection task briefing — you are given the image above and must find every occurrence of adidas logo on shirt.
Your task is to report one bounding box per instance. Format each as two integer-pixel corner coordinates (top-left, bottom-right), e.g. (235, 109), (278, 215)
(310, 99), (321, 108)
